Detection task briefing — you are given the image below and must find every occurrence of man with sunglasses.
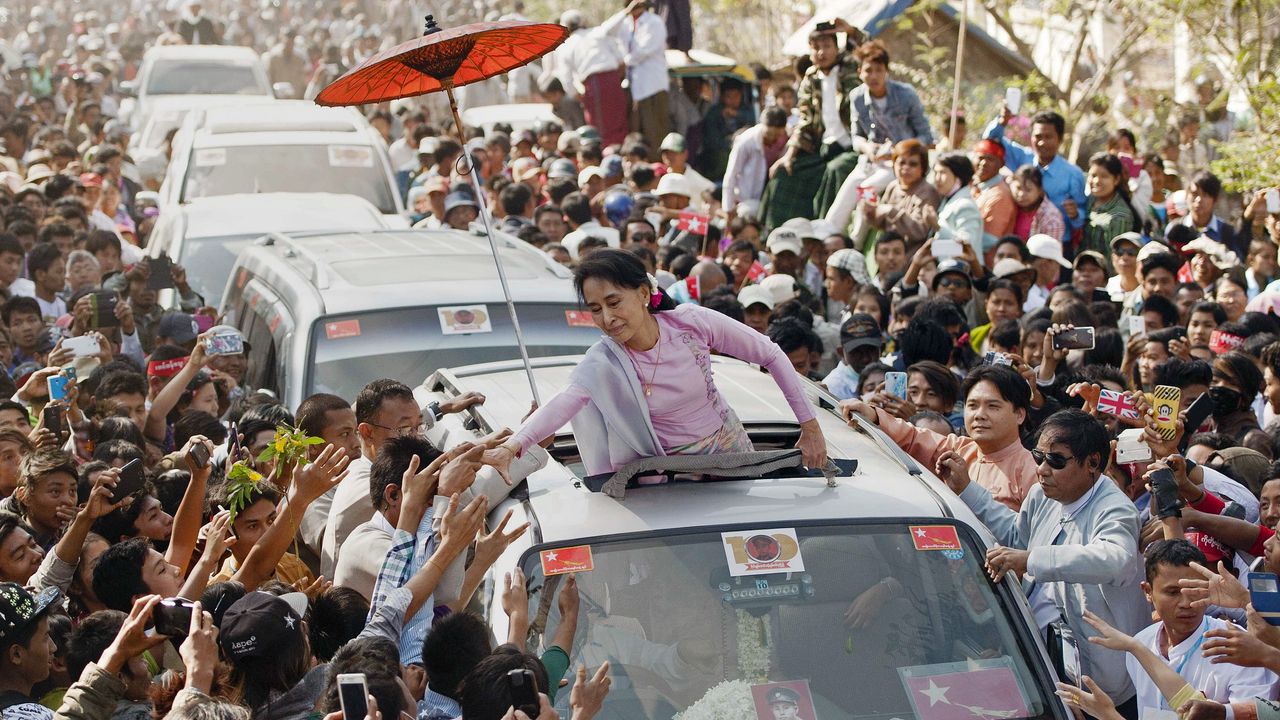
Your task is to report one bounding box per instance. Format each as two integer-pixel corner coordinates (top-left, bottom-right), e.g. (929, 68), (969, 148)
(938, 408), (1148, 717)
(841, 364), (1038, 511)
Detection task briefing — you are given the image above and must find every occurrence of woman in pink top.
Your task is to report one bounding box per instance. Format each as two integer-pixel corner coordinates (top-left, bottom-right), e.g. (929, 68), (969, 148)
(484, 250), (827, 479)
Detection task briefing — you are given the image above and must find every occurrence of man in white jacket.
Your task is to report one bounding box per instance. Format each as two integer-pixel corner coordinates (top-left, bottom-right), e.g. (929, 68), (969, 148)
(935, 408), (1149, 714)
(722, 107), (790, 221)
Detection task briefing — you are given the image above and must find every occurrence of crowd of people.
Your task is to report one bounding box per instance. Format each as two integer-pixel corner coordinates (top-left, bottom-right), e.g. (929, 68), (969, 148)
(4, 1), (1280, 720)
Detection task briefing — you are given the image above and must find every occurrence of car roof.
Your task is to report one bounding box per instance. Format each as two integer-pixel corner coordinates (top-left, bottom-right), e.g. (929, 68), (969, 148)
(429, 355), (979, 544)
(193, 101), (367, 136)
(240, 229), (578, 315)
(179, 193), (389, 238)
(144, 45), (260, 62)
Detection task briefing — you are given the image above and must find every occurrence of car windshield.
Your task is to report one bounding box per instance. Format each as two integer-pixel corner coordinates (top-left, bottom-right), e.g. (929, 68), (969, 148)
(181, 145), (398, 213)
(146, 62), (265, 95)
(308, 304), (602, 399)
(179, 235), (258, 307)
(522, 522), (1055, 720)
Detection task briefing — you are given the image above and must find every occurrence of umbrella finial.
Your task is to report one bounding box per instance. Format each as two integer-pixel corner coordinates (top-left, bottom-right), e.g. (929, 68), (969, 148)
(423, 14), (442, 36)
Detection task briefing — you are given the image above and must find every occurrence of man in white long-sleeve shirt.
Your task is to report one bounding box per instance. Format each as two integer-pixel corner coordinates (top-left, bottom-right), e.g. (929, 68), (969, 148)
(600, 0), (670, 147)
(723, 107), (790, 221)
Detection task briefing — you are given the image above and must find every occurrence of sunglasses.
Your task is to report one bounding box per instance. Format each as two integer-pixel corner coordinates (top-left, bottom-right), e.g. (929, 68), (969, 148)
(631, 232), (657, 243)
(1112, 247), (1138, 257)
(1030, 448), (1074, 470)
(938, 277), (971, 289)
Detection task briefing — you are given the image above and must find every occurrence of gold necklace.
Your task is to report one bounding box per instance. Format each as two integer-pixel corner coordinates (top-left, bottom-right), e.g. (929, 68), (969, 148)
(637, 323), (662, 397)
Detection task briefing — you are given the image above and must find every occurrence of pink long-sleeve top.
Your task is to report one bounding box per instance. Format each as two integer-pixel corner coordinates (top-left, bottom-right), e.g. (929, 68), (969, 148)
(511, 304), (816, 454)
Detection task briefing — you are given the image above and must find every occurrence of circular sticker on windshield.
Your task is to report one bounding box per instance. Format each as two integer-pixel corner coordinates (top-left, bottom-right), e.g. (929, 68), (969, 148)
(745, 535), (781, 563)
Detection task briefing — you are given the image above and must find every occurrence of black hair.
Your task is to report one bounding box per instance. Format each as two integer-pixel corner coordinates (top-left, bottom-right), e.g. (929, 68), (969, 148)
(1242, 311), (1280, 337)
(762, 106), (788, 128)
(152, 470), (190, 518)
(1141, 294), (1180, 328)
(174, 410), (227, 448)
(1190, 300), (1227, 325)
(499, 182), (533, 216)
(936, 152), (975, 188)
(1011, 164), (1043, 189)
(310, 586), (370, 662)
(1030, 111), (1066, 139)
(66, 609), (126, 682)
(560, 192), (592, 226)
(916, 297), (967, 331)
(1143, 539), (1206, 584)
(700, 286), (745, 323)
(962, 364), (1031, 413)
(2, 296), (41, 326)
(1037, 408), (1110, 469)
(322, 637), (406, 720)
(92, 481), (157, 542)
(90, 439), (144, 466)
(460, 645), (551, 720)
(987, 278), (1025, 307)
(93, 370), (147, 404)
(354, 379), (415, 426)
(1188, 170), (1222, 200)
(768, 318), (821, 356)
(1214, 351), (1264, 399)
(37, 223), (74, 245)
(1050, 300), (1094, 329)
(1079, 364), (1129, 390)
(1263, 342), (1280, 379)
(93, 416), (146, 449)
(907, 360), (959, 409)
(422, 611), (494, 700)
(857, 286), (891, 330)
(573, 249), (676, 312)
(369, 436), (440, 512)
(1141, 252), (1183, 279)
(200, 581), (247, 628)
(27, 243), (60, 278)
(898, 318), (953, 366)
(1154, 358), (1212, 389)
(1084, 327), (1123, 368)
(771, 299), (814, 328)
(1188, 432), (1236, 452)
(296, 393), (351, 439)
(238, 402), (294, 430)
(1243, 333), (1280, 359)
(1087, 153), (1142, 227)
(990, 318), (1022, 350)
(91, 537), (151, 612)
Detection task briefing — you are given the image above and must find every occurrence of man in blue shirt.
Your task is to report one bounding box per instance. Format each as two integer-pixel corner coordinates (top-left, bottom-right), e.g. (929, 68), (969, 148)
(983, 106), (1087, 243)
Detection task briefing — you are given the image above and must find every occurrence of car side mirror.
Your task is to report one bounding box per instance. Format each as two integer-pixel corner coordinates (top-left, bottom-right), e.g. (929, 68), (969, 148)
(272, 82), (297, 99)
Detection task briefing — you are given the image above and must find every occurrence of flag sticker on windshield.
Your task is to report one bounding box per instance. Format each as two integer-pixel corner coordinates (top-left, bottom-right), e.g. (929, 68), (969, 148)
(439, 306), (492, 335)
(908, 525), (962, 551)
(324, 319), (361, 339)
(722, 528), (805, 577)
(328, 146), (374, 168)
(565, 310), (595, 328)
(540, 545), (594, 576)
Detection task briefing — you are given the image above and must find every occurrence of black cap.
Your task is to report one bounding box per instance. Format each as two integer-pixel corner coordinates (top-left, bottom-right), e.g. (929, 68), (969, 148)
(218, 591), (308, 662)
(767, 688), (801, 706)
(931, 258), (972, 290)
(840, 313), (884, 354)
(0, 583), (59, 642)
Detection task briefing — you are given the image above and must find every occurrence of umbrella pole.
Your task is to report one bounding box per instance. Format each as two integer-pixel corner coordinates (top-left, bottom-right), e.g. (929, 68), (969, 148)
(443, 80), (542, 405)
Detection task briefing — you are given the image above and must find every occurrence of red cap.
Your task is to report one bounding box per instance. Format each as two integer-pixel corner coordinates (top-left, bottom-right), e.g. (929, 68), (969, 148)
(973, 139), (1005, 160)
(78, 173), (103, 188)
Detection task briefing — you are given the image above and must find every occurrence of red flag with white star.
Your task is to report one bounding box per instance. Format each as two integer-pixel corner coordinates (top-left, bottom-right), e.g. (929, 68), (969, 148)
(676, 210), (710, 235)
(540, 545), (594, 576)
(900, 662), (1030, 720)
(908, 525), (962, 551)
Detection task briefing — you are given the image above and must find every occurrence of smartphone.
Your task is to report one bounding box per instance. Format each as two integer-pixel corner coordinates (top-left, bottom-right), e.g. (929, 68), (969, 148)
(506, 669), (540, 718)
(1115, 428), (1152, 464)
(983, 351), (1012, 367)
(932, 238), (961, 259)
(61, 366), (76, 383)
(229, 421), (241, 458)
(1247, 572), (1280, 626)
(190, 442), (210, 469)
(1053, 326), (1095, 351)
(1128, 315), (1146, 337)
(205, 332), (244, 356)
(153, 597), (195, 637)
(62, 335), (101, 357)
(110, 458), (146, 504)
(146, 256), (174, 290)
(47, 374), (70, 402)
(1150, 468), (1181, 519)
(1181, 392), (1214, 448)
(885, 371), (908, 399)
(1267, 189), (1280, 215)
(337, 674), (369, 720)
(41, 404), (65, 442)
(1004, 87), (1023, 115)
(1152, 385), (1182, 441)
(90, 291), (119, 329)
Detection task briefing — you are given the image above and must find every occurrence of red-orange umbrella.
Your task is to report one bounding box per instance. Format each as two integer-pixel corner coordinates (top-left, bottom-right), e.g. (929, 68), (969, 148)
(314, 16), (568, 403)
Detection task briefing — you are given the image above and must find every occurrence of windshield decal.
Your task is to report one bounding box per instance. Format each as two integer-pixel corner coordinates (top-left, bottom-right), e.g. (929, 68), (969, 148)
(540, 545), (593, 576)
(898, 658), (1030, 720)
(439, 306), (492, 335)
(721, 529), (805, 577)
(328, 145), (374, 168)
(324, 319), (362, 340)
(908, 525), (962, 551)
(565, 310), (595, 328)
(194, 148), (226, 167)
(750, 681), (815, 720)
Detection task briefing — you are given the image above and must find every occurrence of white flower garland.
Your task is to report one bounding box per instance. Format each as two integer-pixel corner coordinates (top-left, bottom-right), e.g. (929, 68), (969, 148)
(736, 609), (772, 681)
(672, 611), (772, 720)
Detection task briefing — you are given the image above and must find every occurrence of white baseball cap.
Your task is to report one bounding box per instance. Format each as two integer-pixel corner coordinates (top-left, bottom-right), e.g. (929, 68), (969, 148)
(1026, 233), (1070, 269)
(766, 228), (802, 257)
(738, 285), (775, 310)
(655, 172), (693, 198)
(760, 274), (800, 305)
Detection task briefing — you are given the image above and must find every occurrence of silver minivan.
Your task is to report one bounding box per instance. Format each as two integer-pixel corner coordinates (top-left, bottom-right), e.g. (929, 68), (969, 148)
(219, 229), (605, 409)
(418, 355), (1070, 720)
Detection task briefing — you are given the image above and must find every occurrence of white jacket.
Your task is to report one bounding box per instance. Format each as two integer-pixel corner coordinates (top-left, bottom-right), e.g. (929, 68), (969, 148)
(721, 125), (770, 215)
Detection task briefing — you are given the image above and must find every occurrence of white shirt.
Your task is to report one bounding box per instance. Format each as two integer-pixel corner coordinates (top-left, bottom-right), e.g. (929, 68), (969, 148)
(562, 221), (621, 260)
(539, 31), (582, 99)
(34, 294), (66, 323)
(1105, 274), (1135, 303)
(819, 68), (851, 148)
(722, 125), (770, 215)
(601, 10), (668, 102)
(319, 455), (373, 578)
(573, 29), (626, 86)
(1129, 616), (1278, 714)
(1024, 283), (1050, 312)
(668, 165), (716, 212)
(388, 137), (417, 173)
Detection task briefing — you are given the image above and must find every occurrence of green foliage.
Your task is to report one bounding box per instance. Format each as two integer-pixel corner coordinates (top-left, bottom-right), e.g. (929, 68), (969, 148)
(224, 425), (323, 522)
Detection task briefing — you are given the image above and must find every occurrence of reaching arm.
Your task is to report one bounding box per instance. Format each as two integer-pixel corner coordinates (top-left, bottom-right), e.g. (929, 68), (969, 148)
(403, 494), (486, 619)
(143, 334), (211, 442)
(165, 436), (215, 574)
